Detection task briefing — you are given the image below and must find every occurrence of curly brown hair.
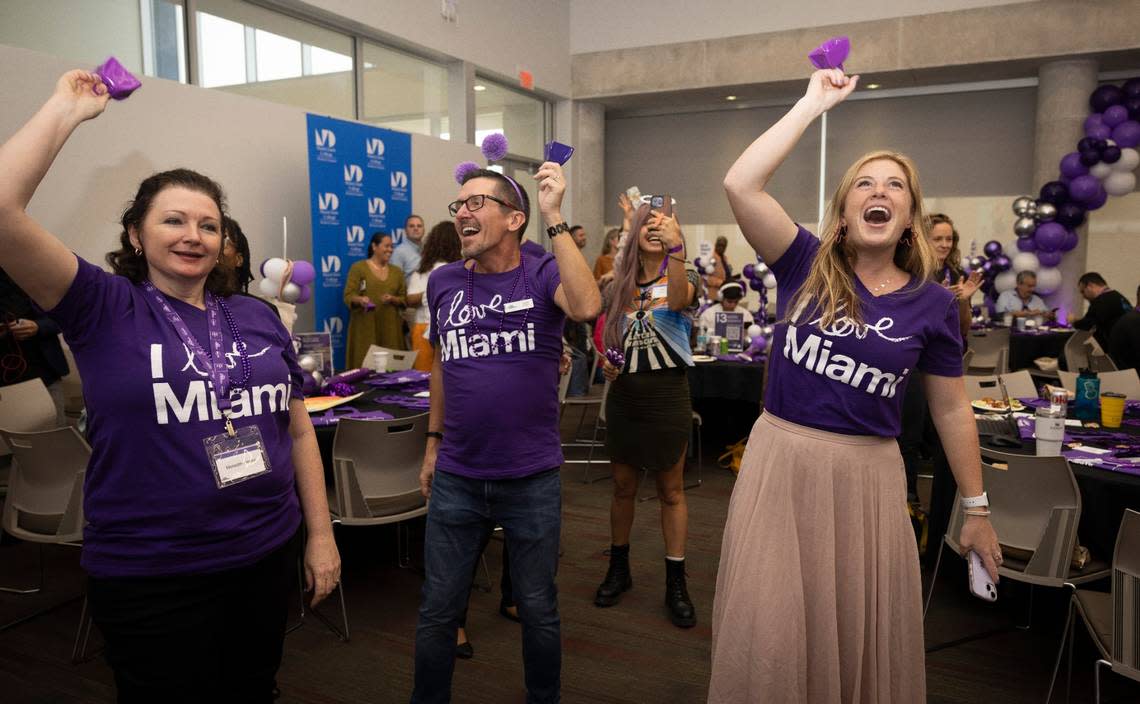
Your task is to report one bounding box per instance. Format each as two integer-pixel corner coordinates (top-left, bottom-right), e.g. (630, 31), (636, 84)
(105, 169), (237, 296)
(417, 221), (462, 274)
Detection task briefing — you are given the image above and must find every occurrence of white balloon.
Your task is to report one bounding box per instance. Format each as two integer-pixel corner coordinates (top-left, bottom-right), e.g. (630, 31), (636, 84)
(704, 263), (715, 275)
(1011, 252), (1040, 274)
(258, 277), (279, 298)
(1090, 162), (1113, 180)
(298, 354), (318, 373)
(1113, 148), (1140, 172)
(993, 270), (1017, 294)
(1034, 267), (1063, 295)
(263, 257), (289, 283)
(311, 371), (323, 387)
(1103, 171), (1137, 197)
(280, 282), (302, 303)
(762, 273), (777, 289)
(747, 324), (762, 339)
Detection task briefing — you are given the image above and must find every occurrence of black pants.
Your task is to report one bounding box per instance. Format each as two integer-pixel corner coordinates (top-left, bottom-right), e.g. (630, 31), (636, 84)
(88, 527), (302, 704)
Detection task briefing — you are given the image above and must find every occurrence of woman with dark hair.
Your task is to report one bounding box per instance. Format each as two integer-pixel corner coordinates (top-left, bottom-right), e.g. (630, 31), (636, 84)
(0, 70), (339, 702)
(407, 221), (460, 372)
(594, 198), (700, 629)
(343, 231), (406, 368)
(711, 68), (999, 702)
(222, 216), (255, 292)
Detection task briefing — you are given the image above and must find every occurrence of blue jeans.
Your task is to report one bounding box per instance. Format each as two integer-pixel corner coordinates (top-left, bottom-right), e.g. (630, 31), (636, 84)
(412, 468), (562, 704)
(567, 347), (589, 397)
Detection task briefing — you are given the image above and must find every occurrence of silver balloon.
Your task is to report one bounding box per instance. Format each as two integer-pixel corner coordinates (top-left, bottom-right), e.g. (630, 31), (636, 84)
(1034, 202), (1057, 222)
(298, 354), (318, 373)
(311, 371), (324, 387)
(1012, 196), (1035, 217)
(1013, 216), (1037, 238)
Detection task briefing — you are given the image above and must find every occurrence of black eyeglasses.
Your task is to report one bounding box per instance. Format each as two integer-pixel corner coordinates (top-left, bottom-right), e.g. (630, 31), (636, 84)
(447, 194), (521, 217)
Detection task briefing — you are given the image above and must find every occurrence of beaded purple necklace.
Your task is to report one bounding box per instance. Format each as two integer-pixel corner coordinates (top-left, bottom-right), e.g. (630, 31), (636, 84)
(464, 251), (531, 348)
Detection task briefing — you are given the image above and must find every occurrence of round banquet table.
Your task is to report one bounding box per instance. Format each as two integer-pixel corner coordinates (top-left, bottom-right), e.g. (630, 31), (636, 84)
(1007, 327), (1074, 372)
(980, 402), (1140, 560)
(686, 357), (766, 450)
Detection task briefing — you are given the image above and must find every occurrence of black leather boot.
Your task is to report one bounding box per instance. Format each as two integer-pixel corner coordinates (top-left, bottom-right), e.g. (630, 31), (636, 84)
(594, 544), (633, 607)
(665, 558), (696, 628)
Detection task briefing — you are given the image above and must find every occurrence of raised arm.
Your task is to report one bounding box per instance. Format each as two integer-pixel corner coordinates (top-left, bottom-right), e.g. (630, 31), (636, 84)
(723, 69), (858, 263)
(0, 71), (112, 310)
(536, 162), (601, 322)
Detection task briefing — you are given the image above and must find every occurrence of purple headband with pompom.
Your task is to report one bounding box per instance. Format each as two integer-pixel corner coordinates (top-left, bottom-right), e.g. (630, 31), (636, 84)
(453, 133), (525, 209)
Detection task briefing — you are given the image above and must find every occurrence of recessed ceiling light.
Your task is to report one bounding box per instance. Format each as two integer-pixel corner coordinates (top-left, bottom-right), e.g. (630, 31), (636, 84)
(473, 84), (486, 91)
(866, 83), (881, 90)
(725, 95), (737, 101)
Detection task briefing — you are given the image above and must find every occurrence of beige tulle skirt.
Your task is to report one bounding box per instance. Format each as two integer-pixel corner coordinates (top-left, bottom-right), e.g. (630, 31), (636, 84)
(709, 412), (925, 703)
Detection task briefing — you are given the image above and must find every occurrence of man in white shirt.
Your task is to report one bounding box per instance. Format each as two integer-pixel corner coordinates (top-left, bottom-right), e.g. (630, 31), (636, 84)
(995, 270), (1051, 319)
(699, 281), (754, 332)
(391, 214), (426, 277)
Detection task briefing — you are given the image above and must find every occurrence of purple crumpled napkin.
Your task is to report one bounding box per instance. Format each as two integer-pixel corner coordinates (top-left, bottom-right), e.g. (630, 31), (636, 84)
(94, 57), (141, 100)
(808, 36), (850, 71)
(364, 370), (430, 388)
(309, 406), (394, 427)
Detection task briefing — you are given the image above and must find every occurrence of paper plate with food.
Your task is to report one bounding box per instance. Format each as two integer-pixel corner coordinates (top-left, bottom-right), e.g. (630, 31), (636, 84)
(971, 397), (1026, 413)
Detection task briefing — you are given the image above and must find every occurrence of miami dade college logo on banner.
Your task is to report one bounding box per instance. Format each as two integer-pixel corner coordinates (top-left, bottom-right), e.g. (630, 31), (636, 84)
(317, 192), (339, 226)
(346, 225), (366, 257)
(322, 317), (344, 335)
(320, 254), (343, 286)
(365, 137), (385, 169)
(314, 128), (337, 163)
(368, 196), (387, 229)
(392, 227), (406, 246)
(390, 170), (409, 202)
(343, 164), (364, 197)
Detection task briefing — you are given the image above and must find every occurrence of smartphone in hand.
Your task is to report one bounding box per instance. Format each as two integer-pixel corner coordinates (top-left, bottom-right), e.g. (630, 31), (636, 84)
(968, 550), (997, 602)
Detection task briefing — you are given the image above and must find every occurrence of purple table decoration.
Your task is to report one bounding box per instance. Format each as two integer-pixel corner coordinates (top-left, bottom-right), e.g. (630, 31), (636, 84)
(94, 56), (141, 100)
(374, 394), (431, 410)
(309, 406), (395, 427)
(364, 370), (430, 388)
(808, 36), (850, 71)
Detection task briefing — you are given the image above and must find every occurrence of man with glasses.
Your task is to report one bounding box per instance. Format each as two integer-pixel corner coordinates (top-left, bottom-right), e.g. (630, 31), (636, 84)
(412, 161), (600, 704)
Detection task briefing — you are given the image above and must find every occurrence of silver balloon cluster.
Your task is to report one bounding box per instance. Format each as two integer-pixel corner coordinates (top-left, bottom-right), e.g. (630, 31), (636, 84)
(298, 353), (324, 394)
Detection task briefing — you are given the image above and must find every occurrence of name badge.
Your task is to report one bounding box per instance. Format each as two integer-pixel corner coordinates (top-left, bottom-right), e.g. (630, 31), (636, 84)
(503, 298), (534, 313)
(651, 285), (668, 299)
(204, 424), (271, 488)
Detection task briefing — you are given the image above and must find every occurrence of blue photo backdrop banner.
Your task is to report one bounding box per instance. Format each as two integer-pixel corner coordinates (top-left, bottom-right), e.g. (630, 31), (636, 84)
(306, 114), (412, 370)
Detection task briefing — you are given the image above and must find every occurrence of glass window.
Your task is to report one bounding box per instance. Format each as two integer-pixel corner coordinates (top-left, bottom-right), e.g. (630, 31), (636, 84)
(194, 0), (354, 119)
(360, 41), (449, 139)
(0, 0), (184, 83)
(475, 79), (549, 161)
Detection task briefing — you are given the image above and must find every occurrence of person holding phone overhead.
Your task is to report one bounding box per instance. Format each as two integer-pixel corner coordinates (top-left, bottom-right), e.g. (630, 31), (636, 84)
(595, 194), (701, 629)
(711, 68), (1000, 702)
(0, 70), (339, 702)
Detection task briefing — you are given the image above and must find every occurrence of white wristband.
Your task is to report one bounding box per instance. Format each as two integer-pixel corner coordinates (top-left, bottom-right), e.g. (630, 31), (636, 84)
(960, 492), (989, 509)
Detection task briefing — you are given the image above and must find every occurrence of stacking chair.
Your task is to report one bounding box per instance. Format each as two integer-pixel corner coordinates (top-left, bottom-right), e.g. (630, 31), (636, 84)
(998, 370), (1039, 399)
(0, 426), (90, 658)
(963, 374), (1001, 402)
(967, 327), (1010, 374)
(961, 348), (975, 374)
(1098, 369), (1140, 399)
(327, 414), (431, 637)
(924, 449), (1110, 639)
(1046, 509), (1140, 703)
(581, 380), (612, 483)
(0, 379), (59, 456)
(1059, 370), (1078, 393)
(57, 340), (85, 424)
(559, 346), (606, 453)
(1064, 330), (1095, 372)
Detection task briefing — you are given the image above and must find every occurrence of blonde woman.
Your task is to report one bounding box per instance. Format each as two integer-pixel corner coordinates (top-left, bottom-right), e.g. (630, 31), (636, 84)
(711, 69), (1000, 702)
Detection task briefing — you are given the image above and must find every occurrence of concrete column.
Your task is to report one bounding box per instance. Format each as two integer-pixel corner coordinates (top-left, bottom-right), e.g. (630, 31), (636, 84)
(447, 61), (475, 144)
(1033, 59), (1097, 318)
(556, 99), (606, 266)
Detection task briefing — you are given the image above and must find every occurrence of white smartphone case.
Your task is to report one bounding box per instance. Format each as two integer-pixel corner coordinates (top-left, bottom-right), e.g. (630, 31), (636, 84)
(968, 550), (998, 602)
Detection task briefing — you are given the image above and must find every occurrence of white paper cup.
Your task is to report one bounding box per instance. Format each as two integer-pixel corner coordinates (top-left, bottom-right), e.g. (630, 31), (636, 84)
(368, 350), (389, 372)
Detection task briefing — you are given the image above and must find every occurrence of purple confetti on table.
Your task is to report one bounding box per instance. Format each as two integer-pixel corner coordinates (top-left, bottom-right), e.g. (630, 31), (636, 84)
(808, 36), (850, 71)
(374, 394), (431, 409)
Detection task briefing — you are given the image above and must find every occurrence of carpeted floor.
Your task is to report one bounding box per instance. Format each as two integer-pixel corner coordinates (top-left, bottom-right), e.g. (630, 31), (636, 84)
(2, 407), (1139, 703)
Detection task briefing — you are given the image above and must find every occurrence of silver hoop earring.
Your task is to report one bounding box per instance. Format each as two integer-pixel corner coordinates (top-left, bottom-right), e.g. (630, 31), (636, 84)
(134, 247), (142, 256)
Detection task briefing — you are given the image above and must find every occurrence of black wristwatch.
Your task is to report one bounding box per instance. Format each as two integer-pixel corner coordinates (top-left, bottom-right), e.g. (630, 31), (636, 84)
(425, 431), (443, 441)
(546, 222), (570, 239)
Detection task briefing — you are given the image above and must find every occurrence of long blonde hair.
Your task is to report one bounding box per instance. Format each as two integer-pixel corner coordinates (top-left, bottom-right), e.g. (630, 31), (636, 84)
(785, 150), (936, 328)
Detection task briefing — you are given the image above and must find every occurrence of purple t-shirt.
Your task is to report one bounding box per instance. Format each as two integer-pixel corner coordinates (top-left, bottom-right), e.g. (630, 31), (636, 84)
(48, 258), (303, 578)
(765, 227), (962, 437)
(427, 248), (564, 479)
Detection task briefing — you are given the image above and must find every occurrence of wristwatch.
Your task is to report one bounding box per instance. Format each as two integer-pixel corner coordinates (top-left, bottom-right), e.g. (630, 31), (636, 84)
(960, 492), (989, 509)
(546, 222), (570, 239)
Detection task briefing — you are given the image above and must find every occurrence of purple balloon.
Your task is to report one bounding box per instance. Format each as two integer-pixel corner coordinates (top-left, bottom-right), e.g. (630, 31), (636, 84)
(1034, 222), (1067, 252)
(1125, 96), (1140, 121)
(1102, 145), (1122, 164)
(993, 254), (1011, 272)
(296, 284), (312, 304)
(1112, 120), (1140, 148)
(1069, 174), (1102, 203)
(983, 240), (1003, 257)
(1125, 78), (1140, 99)
(289, 259), (316, 286)
(1087, 123), (1113, 141)
(1039, 181), (1069, 205)
(1104, 104), (1130, 128)
(1055, 202), (1086, 229)
(1015, 236), (1037, 252)
(749, 336), (768, 354)
(1090, 85), (1124, 113)
(742, 263), (755, 279)
(1060, 228), (1079, 252)
(981, 260), (994, 275)
(1084, 113), (1104, 133)
(301, 371), (319, 396)
(1059, 151), (1088, 179)
(1036, 250), (1063, 267)
(1085, 186), (1108, 211)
